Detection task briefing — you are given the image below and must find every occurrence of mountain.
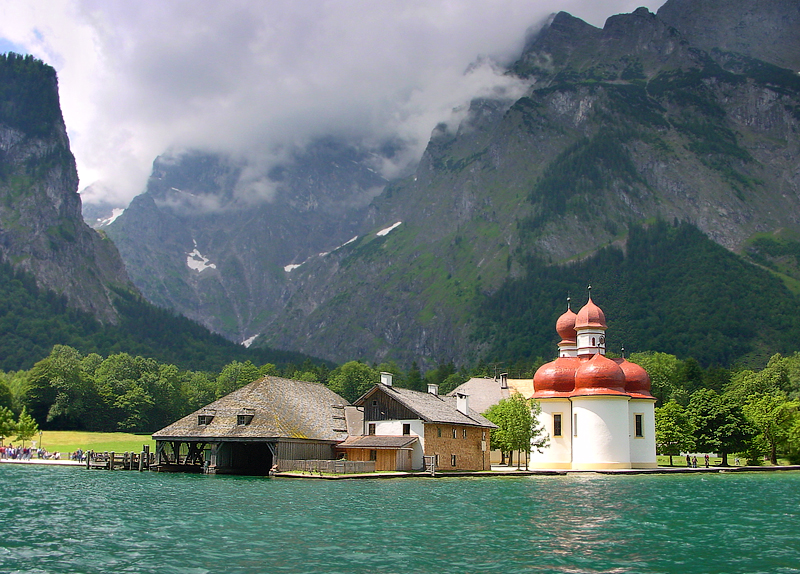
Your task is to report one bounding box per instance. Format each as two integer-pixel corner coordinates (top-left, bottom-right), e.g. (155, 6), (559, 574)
(103, 0), (800, 368)
(0, 53), (134, 323)
(104, 140), (389, 341)
(657, 0), (800, 72)
(0, 52), (326, 372)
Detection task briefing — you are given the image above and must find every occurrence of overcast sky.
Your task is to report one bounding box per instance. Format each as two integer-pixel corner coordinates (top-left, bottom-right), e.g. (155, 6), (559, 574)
(0, 0), (666, 206)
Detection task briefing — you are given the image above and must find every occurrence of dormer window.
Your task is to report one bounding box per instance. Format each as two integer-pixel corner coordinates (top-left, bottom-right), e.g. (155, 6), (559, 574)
(237, 408), (255, 426)
(197, 409), (216, 425)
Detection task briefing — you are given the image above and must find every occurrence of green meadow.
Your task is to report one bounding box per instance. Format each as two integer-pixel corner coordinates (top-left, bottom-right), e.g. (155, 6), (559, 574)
(3, 431), (155, 455)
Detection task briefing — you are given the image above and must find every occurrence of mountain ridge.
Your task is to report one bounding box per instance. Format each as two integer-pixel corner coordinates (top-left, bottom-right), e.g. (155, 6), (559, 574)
(101, 0), (800, 368)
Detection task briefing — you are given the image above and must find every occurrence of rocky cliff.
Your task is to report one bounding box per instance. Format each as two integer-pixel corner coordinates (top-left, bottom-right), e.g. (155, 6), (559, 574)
(0, 53), (133, 323)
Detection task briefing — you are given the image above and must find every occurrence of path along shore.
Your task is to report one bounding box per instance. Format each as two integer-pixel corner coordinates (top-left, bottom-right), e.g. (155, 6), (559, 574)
(3, 457), (799, 477)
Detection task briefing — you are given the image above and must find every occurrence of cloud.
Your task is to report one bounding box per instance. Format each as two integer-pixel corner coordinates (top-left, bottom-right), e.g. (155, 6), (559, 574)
(0, 0), (667, 206)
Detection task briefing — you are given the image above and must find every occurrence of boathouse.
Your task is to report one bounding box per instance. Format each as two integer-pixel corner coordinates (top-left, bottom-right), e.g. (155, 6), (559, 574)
(152, 376), (349, 475)
(337, 374), (497, 471)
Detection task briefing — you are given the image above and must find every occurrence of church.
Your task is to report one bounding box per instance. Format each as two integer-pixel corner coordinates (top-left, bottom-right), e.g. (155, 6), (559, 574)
(529, 292), (657, 469)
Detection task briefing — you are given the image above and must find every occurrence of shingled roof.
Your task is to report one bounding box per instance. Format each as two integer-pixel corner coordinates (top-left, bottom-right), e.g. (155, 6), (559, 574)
(153, 376), (350, 442)
(356, 384), (497, 428)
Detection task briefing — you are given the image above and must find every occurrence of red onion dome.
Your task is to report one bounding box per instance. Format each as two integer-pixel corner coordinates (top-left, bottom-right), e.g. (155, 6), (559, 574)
(533, 357), (578, 397)
(556, 308), (578, 342)
(575, 297), (607, 330)
(618, 359), (653, 398)
(573, 354), (626, 395)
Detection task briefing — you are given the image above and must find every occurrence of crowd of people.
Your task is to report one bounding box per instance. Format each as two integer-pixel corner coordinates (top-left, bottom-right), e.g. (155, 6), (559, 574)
(0, 446), (85, 461)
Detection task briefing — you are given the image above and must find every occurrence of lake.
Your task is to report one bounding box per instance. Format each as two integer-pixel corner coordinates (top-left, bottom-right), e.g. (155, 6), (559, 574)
(1, 465), (798, 573)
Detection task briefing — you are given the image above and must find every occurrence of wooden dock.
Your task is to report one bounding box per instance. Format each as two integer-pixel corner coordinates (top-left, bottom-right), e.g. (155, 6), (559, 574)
(85, 446), (154, 471)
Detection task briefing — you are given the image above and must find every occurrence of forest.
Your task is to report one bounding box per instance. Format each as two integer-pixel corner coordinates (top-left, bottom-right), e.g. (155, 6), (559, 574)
(476, 220), (800, 369)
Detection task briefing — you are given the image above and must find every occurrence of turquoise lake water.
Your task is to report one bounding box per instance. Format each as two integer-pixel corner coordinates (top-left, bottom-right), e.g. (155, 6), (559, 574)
(1, 465), (798, 574)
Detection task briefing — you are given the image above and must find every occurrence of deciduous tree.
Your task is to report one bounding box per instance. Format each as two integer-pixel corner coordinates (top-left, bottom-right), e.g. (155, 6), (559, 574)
(655, 401), (695, 465)
(0, 406), (15, 445)
(484, 393), (548, 470)
(742, 392), (799, 465)
(688, 389), (751, 465)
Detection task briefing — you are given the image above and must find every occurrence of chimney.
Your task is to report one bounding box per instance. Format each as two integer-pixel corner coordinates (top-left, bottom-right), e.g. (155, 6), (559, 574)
(500, 373), (508, 389)
(456, 392), (469, 415)
(427, 383), (439, 395)
(380, 372), (393, 387)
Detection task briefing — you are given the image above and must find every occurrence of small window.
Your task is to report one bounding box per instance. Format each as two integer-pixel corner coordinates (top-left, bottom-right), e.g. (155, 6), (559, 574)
(437, 427), (442, 438)
(197, 415), (214, 425)
(451, 454), (457, 466)
(592, 337), (596, 346)
(452, 428), (458, 439)
(237, 414), (254, 426)
(435, 454), (440, 466)
(463, 428), (468, 439)
(635, 414), (644, 438)
(372, 400), (378, 407)
(368, 423), (376, 435)
(573, 413), (578, 437)
(553, 413), (562, 437)
(369, 450), (377, 461)
(402, 423), (410, 435)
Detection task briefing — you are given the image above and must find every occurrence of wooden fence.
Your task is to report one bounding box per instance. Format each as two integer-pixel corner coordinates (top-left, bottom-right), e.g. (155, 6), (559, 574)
(281, 459), (376, 474)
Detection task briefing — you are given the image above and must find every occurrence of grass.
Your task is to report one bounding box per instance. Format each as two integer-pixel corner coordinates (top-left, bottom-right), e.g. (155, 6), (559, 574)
(3, 431), (155, 455)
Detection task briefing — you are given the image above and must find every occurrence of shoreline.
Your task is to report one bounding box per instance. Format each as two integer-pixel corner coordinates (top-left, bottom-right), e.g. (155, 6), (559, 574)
(4, 457), (800, 476)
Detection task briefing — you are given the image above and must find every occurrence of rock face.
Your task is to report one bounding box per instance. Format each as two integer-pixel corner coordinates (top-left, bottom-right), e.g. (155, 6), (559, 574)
(105, 1), (800, 366)
(657, 0), (800, 72)
(105, 141), (388, 339)
(0, 54), (133, 323)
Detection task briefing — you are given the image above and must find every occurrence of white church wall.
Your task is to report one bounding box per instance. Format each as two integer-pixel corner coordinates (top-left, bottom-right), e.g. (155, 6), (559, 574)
(629, 400), (657, 468)
(529, 399), (572, 468)
(571, 396), (631, 469)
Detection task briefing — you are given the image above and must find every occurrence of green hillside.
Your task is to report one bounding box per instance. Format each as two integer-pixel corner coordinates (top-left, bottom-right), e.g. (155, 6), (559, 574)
(476, 220), (800, 368)
(0, 256), (325, 372)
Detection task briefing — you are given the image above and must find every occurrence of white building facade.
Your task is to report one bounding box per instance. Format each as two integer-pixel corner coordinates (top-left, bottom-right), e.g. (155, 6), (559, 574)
(530, 295), (657, 469)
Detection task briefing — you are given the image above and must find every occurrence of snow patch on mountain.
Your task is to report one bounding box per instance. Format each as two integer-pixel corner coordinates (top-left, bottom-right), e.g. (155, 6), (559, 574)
(187, 240), (217, 272)
(376, 222), (402, 236)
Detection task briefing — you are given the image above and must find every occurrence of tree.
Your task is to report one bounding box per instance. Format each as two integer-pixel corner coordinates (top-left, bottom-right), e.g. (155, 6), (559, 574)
(327, 361), (379, 403)
(726, 354), (790, 403)
(742, 392), (800, 465)
(406, 362), (424, 392)
(0, 406), (15, 445)
(0, 379), (12, 410)
(688, 389), (752, 465)
(655, 401), (695, 465)
(215, 360), (260, 398)
(629, 352), (681, 406)
(484, 393), (548, 470)
(15, 406), (39, 447)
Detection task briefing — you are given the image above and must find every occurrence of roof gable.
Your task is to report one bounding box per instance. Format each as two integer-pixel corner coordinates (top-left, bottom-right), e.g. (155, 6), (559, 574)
(355, 384), (497, 428)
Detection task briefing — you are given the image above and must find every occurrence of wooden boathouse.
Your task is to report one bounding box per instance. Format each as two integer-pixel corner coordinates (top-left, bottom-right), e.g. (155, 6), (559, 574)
(152, 376), (349, 475)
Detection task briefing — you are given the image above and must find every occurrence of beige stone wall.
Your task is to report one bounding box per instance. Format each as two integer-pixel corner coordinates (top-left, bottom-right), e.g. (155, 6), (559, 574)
(423, 424), (490, 471)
